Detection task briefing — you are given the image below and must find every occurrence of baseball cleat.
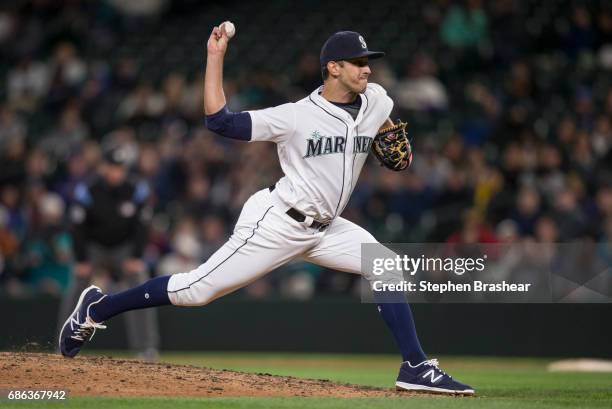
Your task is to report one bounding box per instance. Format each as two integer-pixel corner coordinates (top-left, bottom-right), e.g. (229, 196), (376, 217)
(58, 285), (107, 358)
(395, 359), (475, 396)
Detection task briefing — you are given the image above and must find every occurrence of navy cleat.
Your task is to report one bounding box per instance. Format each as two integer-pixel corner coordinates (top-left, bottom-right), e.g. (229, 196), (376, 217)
(58, 285), (107, 358)
(395, 359), (475, 396)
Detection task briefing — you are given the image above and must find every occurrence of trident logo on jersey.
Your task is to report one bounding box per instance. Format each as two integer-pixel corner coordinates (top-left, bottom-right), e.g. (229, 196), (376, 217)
(304, 131), (373, 158)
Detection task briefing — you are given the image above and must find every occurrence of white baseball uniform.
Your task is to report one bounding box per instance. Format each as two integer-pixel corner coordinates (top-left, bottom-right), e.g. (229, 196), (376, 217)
(167, 83), (393, 306)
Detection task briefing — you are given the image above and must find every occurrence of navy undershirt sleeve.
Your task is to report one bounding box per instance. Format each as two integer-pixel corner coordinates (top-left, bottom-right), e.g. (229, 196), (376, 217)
(205, 105), (252, 141)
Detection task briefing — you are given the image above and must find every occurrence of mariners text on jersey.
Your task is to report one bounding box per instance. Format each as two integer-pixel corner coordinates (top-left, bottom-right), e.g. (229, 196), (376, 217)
(303, 132), (374, 158)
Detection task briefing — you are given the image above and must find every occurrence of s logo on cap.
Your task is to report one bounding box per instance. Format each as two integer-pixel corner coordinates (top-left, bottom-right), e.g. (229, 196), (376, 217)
(358, 35), (367, 49)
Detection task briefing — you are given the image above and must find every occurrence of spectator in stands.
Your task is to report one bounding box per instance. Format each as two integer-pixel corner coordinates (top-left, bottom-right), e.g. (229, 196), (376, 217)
(395, 54), (448, 112)
(7, 56), (49, 112)
(46, 42), (87, 111)
(0, 129), (27, 187)
(553, 189), (587, 241)
(38, 105), (89, 162)
(566, 6), (596, 57)
(440, 0), (488, 49)
(0, 105), (27, 148)
(0, 205), (19, 287)
(199, 214), (227, 260)
(22, 192), (71, 295)
(293, 53), (322, 94)
(157, 218), (200, 277)
(511, 187), (541, 236)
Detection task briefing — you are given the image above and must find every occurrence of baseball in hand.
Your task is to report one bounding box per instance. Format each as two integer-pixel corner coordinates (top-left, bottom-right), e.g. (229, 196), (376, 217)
(220, 21), (236, 39)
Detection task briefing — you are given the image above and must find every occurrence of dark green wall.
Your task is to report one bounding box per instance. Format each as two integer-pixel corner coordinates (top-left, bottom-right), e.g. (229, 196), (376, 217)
(1, 296), (610, 357)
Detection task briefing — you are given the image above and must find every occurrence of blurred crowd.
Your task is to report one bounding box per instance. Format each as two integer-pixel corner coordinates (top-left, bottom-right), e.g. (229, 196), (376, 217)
(0, 0), (611, 299)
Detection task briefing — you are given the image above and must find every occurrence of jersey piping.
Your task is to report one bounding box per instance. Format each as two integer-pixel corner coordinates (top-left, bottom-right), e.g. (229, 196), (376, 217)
(345, 94), (369, 213)
(308, 95), (349, 218)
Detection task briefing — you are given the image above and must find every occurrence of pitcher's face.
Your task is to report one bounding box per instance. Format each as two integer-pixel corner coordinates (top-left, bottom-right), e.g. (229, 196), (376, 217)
(337, 57), (371, 93)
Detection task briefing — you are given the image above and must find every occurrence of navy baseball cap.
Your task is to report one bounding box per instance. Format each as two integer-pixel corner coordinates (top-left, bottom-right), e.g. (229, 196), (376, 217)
(320, 31), (385, 68)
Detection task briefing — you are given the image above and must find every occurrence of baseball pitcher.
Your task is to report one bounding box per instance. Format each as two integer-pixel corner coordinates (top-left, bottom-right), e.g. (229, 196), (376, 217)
(59, 24), (474, 395)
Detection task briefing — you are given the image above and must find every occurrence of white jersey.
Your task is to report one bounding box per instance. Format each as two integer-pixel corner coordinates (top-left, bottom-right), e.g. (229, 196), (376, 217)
(169, 82), (395, 307)
(248, 82), (393, 222)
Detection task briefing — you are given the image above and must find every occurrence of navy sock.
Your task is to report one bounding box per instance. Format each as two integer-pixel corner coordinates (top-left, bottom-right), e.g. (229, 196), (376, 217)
(89, 275), (171, 322)
(377, 301), (427, 364)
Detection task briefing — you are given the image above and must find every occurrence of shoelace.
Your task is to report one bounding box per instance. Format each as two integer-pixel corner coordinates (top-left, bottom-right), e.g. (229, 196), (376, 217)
(71, 317), (107, 342)
(423, 359), (452, 378)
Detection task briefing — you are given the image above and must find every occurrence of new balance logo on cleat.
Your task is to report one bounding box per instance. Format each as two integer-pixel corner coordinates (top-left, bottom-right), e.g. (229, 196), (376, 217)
(422, 369), (443, 384)
(395, 359), (475, 396)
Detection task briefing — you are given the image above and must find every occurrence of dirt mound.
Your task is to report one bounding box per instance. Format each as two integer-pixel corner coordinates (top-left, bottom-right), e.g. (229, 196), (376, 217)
(0, 352), (409, 398)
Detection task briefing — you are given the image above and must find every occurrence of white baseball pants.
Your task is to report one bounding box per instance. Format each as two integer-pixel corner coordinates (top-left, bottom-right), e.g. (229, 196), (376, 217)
(167, 188), (381, 306)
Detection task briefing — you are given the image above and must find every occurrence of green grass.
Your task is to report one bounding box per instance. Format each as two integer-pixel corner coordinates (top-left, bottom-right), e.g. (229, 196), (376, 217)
(5, 352), (612, 409)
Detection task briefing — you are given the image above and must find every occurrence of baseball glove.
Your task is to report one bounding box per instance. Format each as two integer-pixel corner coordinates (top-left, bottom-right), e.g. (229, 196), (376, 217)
(372, 120), (413, 171)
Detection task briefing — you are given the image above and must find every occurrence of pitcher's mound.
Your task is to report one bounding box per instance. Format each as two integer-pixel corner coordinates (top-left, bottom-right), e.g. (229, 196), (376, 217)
(0, 352), (409, 398)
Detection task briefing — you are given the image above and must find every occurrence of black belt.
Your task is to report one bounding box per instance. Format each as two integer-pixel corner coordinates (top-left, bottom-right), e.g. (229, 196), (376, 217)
(269, 185), (330, 231)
